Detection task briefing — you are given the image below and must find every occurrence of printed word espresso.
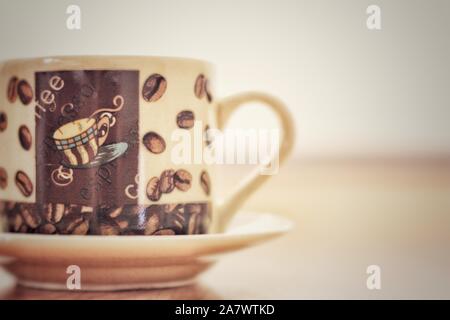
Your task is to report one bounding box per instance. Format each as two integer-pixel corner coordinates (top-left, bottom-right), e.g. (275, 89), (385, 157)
(175, 304), (275, 317)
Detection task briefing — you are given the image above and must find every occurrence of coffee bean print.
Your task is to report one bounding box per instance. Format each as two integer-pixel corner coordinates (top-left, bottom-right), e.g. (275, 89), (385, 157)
(188, 213), (200, 235)
(71, 220), (90, 235)
(186, 203), (202, 214)
(174, 169), (192, 192)
(126, 205), (146, 217)
(17, 80), (33, 105)
(176, 110), (195, 129)
(194, 74), (206, 99)
(18, 125), (32, 150)
(153, 228), (175, 236)
(0, 112), (7, 132)
(15, 171), (33, 197)
(0, 167), (7, 189)
(99, 223), (120, 236)
(159, 169), (175, 193)
(108, 207), (123, 219)
(39, 224), (57, 234)
(163, 203), (178, 214)
(7, 77), (18, 103)
(200, 171), (211, 196)
(59, 214), (89, 235)
(20, 205), (41, 229)
(145, 213), (160, 235)
(42, 203), (65, 224)
(18, 225), (28, 233)
(142, 74), (167, 102)
(143, 131), (166, 154)
(146, 177), (161, 201)
(117, 220), (129, 230)
(11, 213), (24, 232)
(204, 79), (213, 103)
(81, 206), (94, 216)
(1, 201), (211, 235)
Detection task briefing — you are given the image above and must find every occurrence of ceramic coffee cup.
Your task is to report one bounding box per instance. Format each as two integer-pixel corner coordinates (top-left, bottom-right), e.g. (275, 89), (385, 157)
(0, 56), (294, 235)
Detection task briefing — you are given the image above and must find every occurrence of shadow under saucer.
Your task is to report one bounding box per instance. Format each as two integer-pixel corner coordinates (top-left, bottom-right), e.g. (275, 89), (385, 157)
(2, 282), (221, 300)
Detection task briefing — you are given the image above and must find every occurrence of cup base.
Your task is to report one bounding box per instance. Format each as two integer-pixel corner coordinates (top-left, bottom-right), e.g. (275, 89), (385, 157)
(10, 260), (210, 291)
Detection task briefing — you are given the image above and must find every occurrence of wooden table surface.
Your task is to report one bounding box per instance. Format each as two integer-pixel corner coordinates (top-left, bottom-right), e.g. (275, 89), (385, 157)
(1, 159), (450, 299)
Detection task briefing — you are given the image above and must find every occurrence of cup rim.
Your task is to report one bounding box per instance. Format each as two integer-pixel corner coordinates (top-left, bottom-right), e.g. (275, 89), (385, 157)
(53, 118), (97, 141)
(0, 55), (214, 68)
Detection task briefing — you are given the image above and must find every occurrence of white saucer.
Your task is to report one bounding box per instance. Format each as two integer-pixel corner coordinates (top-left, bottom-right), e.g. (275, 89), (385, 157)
(0, 212), (292, 291)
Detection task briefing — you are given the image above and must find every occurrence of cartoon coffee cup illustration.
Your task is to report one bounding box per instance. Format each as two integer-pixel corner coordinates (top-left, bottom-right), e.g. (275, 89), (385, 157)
(52, 95), (128, 168)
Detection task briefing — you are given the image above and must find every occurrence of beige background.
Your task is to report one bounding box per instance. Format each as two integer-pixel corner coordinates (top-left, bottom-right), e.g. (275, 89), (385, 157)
(0, 0), (449, 157)
(0, 0), (449, 299)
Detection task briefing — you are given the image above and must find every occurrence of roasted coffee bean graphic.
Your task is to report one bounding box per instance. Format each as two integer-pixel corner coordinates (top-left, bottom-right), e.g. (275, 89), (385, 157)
(186, 203), (202, 215)
(15, 171), (33, 197)
(176, 110), (195, 129)
(204, 79), (213, 103)
(143, 131), (166, 154)
(99, 222), (120, 235)
(1, 201), (211, 235)
(95, 206), (124, 235)
(188, 213), (200, 235)
(174, 169), (192, 192)
(58, 213), (89, 235)
(116, 219), (129, 230)
(162, 203), (178, 214)
(173, 213), (186, 233)
(19, 204), (41, 229)
(200, 171), (211, 196)
(42, 203), (65, 224)
(7, 77), (18, 103)
(71, 220), (90, 235)
(125, 205), (147, 218)
(100, 205), (147, 235)
(39, 223), (57, 234)
(0, 167), (7, 189)
(80, 206), (94, 216)
(144, 213), (160, 235)
(142, 74), (167, 102)
(158, 203), (186, 234)
(108, 206), (123, 219)
(10, 212), (24, 232)
(18, 125), (32, 150)
(0, 112), (7, 132)
(194, 74), (206, 99)
(17, 80), (33, 105)
(146, 176), (161, 201)
(18, 225), (28, 233)
(153, 228), (175, 236)
(159, 169), (175, 193)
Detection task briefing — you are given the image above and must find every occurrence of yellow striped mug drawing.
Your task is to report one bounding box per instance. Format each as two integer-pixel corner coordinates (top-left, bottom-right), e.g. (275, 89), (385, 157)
(52, 114), (113, 166)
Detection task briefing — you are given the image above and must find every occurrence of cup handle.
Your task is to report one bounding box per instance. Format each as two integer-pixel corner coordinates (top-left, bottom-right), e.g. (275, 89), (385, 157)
(215, 91), (296, 232)
(96, 115), (111, 147)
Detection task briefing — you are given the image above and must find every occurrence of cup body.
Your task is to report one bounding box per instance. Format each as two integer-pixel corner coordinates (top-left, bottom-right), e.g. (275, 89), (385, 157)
(0, 56), (215, 235)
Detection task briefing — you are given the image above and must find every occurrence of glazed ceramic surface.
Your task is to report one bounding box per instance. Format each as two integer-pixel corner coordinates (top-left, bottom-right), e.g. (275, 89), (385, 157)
(0, 56), (295, 235)
(0, 212), (293, 291)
